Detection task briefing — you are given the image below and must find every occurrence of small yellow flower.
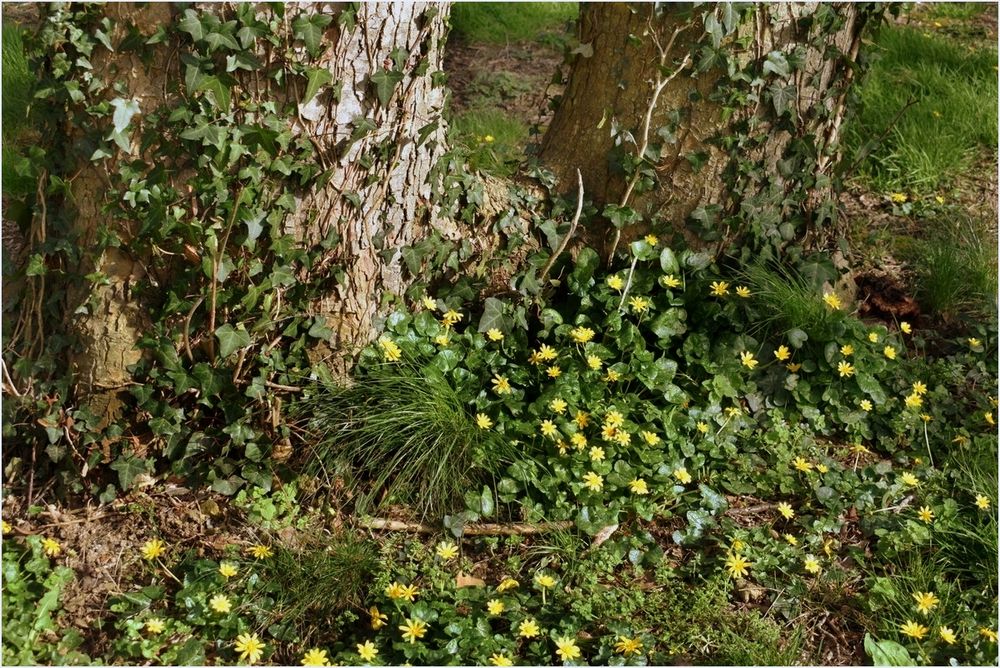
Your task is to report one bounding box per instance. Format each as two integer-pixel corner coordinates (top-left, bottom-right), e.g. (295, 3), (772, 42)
(42, 538), (61, 557)
(710, 280), (730, 297)
(356, 642), (378, 663)
(786, 362), (802, 372)
(540, 420), (558, 439)
(986, 412), (995, 426)
(696, 422), (709, 434)
(629, 296), (651, 314)
(535, 572), (556, 589)
(492, 375), (512, 395)
(379, 338), (402, 362)
(774, 345), (791, 361)
(979, 627), (998, 642)
(496, 577), (519, 592)
(840, 344), (854, 356)
(614, 636), (643, 656)
(569, 326), (595, 344)
(518, 618), (541, 638)
(442, 309), (464, 327)
(570, 433), (587, 450)
(860, 399), (873, 412)
(740, 351), (758, 369)
(817, 463), (829, 473)
(537, 344), (557, 361)
(476, 413), (493, 430)
(629, 478), (649, 495)
(912, 591), (940, 615)
(731, 539), (745, 553)
(900, 472), (919, 487)
(235, 633), (266, 664)
(547, 365), (562, 378)
(421, 295), (437, 311)
(911, 381), (927, 396)
(582, 471), (604, 492)
(920, 413), (932, 423)
(145, 617), (166, 634)
(784, 534), (798, 546)
(644, 234), (658, 246)
(436, 541), (459, 561)
(486, 328), (504, 342)
(248, 544), (273, 559)
(660, 274), (682, 289)
(604, 369), (621, 382)
(607, 275), (625, 290)
(219, 562), (238, 578)
(555, 636), (582, 661)
(574, 411), (590, 429)
(399, 617), (428, 644)
(868, 332), (879, 343)
(489, 653), (514, 666)
(900, 620), (928, 640)
(934, 195), (945, 204)
(904, 393), (923, 409)
(483, 134), (495, 143)
(141, 539), (165, 561)
(916, 505), (934, 523)
(586, 354), (603, 370)
(1, 521), (11, 535)
(823, 292), (842, 310)
(549, 398), (567, 414)
(385, 581), (419, 602)
(837, 361), (855, 377)
(777, 502), (794, 519)
(302, 648), (330, 666)
(976, 494), (991, 510)
(900, 322), (911, 334)
(604, 410), (625, 429)
(939, 626), (957, 645)
(969, 337), (982, 348)
(792, 457), (813, 472)
(803, 555), (821, 574)
(641, 430), (660, 446)
(735, 285), (751, 298)
(369, 606), (388, 630)
(883, 346), (896, 360)
(589, 446), (605, 462)
(209, 594), (232, 614)
(890, 192), (908, 203)
(673, 467), (692, 484)
(725, 553), (751, 579)
(486, 598), (505, 615)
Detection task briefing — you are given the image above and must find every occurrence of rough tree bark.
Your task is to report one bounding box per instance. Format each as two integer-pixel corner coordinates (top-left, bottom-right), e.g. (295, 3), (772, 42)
(540, 2), (867, 253)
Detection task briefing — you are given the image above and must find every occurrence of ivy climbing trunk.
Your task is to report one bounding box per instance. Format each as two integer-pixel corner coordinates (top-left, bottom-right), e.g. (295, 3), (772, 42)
(539, 2), (870, 258)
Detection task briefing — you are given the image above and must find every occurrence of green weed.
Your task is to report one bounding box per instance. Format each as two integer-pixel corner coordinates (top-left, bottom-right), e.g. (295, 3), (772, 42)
(449, 3), (578, 44)
(448, 107), (529, 176)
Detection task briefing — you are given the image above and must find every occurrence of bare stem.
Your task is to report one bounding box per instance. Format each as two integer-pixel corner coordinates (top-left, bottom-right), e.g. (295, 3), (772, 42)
(539, 169), (585, 285)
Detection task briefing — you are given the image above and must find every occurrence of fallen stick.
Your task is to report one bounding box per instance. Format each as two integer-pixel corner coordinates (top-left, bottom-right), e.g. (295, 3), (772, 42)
(359, 517), (574, 535)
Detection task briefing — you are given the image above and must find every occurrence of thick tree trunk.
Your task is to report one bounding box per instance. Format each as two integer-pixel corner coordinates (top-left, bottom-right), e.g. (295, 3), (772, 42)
(540, 2), (866, 254)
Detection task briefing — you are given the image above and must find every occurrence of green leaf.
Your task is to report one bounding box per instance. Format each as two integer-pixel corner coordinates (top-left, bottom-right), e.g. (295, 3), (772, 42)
(370, 69), (404, 107)
(110, 97), (140, 134)
(292, 12), (333, 58)
(197, 75), (231, 112)
(478, 297), (507, 333)
(568, 246), (599, 294)
(177, 10), (205, 42)
(302, 67), (333, 103)
(651, 309), (687, 340)
(480, 486), (495, 518)
(769, 82), (797, 116)
(864, 634), (912, 666)
(659, 247), (679, 274)
(215, 323), (251, 358)
(787, 328), (809, 349)
(110, 455), (150, 490)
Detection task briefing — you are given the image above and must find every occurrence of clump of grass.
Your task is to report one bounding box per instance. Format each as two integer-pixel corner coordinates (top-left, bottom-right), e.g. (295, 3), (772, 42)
(936, 445), (998, 593)
(3, 25), (36, 198)
(740, 262), (850, 345)
(844, 24), (997, 192)
(448, 107), (529, 176)
(449, 3), (578, 44)
(296, 363), (515, 519)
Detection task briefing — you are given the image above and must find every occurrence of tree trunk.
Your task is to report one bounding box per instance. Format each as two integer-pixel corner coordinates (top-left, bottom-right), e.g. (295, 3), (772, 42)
(540, 2), (868, 257)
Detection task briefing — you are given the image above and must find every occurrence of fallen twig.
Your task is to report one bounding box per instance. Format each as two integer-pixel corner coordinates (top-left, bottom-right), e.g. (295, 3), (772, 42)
(538, 169), (584, 286)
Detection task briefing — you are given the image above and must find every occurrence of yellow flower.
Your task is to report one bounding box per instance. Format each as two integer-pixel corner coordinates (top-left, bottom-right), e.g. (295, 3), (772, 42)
(435, 333), (449, 344)
(604, 410), (625, 429)
(986, 412), (995, 426)
(614, 636), (643, 656)
(540, 420), (558, 438)
(911, 381), (927, 395)
(421, 295), (437, 311)
(219, 562), (238, 578)
(535, 572), (556, 589)
(784, 534), (798, 546)
(235, 633), (265, 664)
(823, 292), (842, 310)
(731, 539), (745, 553)
(629, 296), (651, 313)
(674, 467), (692, 484)
(920, 413), (932, 423)
(840, 344), (854, 356)
(629, 478), (649, 495)
(399, 618), (427, 644)
(614, 430), (631, 446)
(644, 234), (658, 246)
(555, 636), (582, 661)
(777, 502), (794, 519)
(436, 541), (459, 561)
(939, 627), (957, 645)
(586, 355), (603, 370)
(904, 393), (923, 409)
(569, 326), (595, 344)
(710, 280), (730, 297)
(860, 399), (873, 412)
(604, 369), (621, 382)
(489, 653), (514, 666)
(976, 494), (991, 510)
(518, 618), (541, 638)
(141, 539), (165, 561)
(607, 275), (625, 290)
(379, 338), (402, 362)
(641, 430), (660, 446)
(145, 617), (165, 634)
(900, 472), (919, 487)
(209, 594), (232, 614)
(574, 411), (590, 428)
(934, 195), (945, 204)
(912, 591), (940, 615)
(486, 598), (505, 615)
(774, 345), (791, 361)
(483, 135), (495, 143)
(803, 555), (821, 574)
(792, 457), (813, 472)
(868, 332), (879, 343)
(696, 421), (710, 434)
(837, 361), (855, 377)
(550, 398), (567, 414)
(486, 328), (504, 342)
(537, 344), (557, 361)
(369, 606), (388, 630)
(302, 648), (330, 666)
(492, 375), (512, 395)
(883, 346), (896, 360)
(917, 506), (934, 523)
(890, 192), (908, 203)
(356, 642), (378, 663)
(442, 309), (464, 327)
(968, 337), (981, 348)
(786, 362), (802, 372)
(817, 463), (829, 473)
(740, 351), (758, 369)
(547, 365), (562, 378)
(582, 472), (603, 492)
(496, 577), (519, 592)
(570, 433), (587, 450)
(385, 581), (418, 602)
(42, 538), (61, 557)
(900, 322), (911, 334)
(248, 544), (273, 559)
(900, 620), (928, 640)
(589, 446), (605, 462)
(660, 274), (682, 289)
(979, 627), (998, 642)
(735, 285), (751, 298)
(476, 413), (494, 430)
(725, 553), (751, 579)
(1, 521), (11, 535)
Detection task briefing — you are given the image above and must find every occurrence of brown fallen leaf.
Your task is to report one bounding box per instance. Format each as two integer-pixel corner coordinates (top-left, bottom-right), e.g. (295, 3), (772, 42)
(455, 573), (486, 588)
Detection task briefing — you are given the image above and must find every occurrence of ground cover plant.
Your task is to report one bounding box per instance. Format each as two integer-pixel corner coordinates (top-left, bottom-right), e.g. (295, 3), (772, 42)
(2, 2), (997, 667)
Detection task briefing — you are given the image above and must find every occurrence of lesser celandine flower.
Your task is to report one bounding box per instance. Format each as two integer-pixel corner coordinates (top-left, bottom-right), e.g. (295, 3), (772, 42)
(547, 365), (562, 378)
(912, 591), (940, 614)
(904, 393), (923, 409)
(792, 457), (813, 472)
(385, 581), (418, 601)
(837, 361), (855, 377)
(302, 648), (330, 666)
(486, 599), (505, 615)
(661, 274), (682, 288)
(569, 326), (595, 344)
(674, 468), (692, 484)
(725, 553), (751, 579)
(476, 413), (493, 430)
(840, 344), (854, 356)
(774, 345), (791, 361)
(42, 538), (61, 557)
(803, 556), (821, 574)
(489, 653), (514, 666)
(442, 309), (463, 327)
(588, 446), (605, 462)
(550, 398), (567, 414)
(735, 285), (751, 298)
(486, 328), (504, 341)
(141, 539), (165, 561)
(900, 472), (919, 487)
(784, 534), (798, 546)
(2, 520), (11, 535)
(644, 234), (658, 246)
(696, 422), (709, 434)
(740, 351), (758, 369)
(641, 430), (660, 445)
(629, 478), (649, 495)
(356, 642), (377, 663)
(917, 506), (934, 523)
(219, 562), (238, 578)
(868, 331), (879, 343)
(555, 637), (582, 661)
(823, 292), (842, 310)
(976, 494), (991, 509)
(980, 627), (998, 642)
(540, 420), (558, 438)
(379, 338), (402, 361)
(710, 281), (729, 297)
(900, 322), (911, 334)
(369, 606), (388, 630)
(570, 433), (587, 450)
(234, 633), (265, 664)
(248, 544), (273, 559)
(436, 541), (459, 560)
(776, 502), (794, 519)
(496, 577), (519, 592)
(209, 594), (232, 614)
(582, 472), (603, 492)
(607, 275), (624, 290)
(860, 399), (873, 411)
(900, 620), (928, 640)
(518, 618), (541, 638)
(883, 346), (896, 360)
(938, 627), (957, 644)
(145, 617), (166, 634)
(629, 296), (651, 313)
(399, 618), (427, 643)
(586, 355), (603, 370)
(614, 636), (643, 656)
(421, 295), (437, 311)
(492, 375), (512, 395)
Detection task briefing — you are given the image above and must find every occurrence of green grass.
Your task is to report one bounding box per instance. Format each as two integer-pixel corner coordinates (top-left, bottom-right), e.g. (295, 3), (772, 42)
(844, 24), (998, 193)
(2, 25), (35, 198)
(740, 262), (849, 344)
(921, 2), (991, 21)
(450, 3), (578, 44)
(449, 107), (530, 176)
(295, 363), (516, 519)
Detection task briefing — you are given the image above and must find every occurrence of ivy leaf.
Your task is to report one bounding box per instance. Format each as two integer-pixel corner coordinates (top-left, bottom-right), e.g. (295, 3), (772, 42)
(110, 455), (150, 490)
(292, 12), (333, 58)
(568, 246), (599, 294)
(370, 69), (404, 107)
(197, 75), (231, 112)
(763, 51), (790, 78)
(110, 97), (140, 134)
(478, 297), (507, 333)
(177, 9), (205, 42)
(720, 3), (739, 34)
(769, 82), (797, 116)
(302, 67), (333, 103)
(215, 323), (251, 358)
